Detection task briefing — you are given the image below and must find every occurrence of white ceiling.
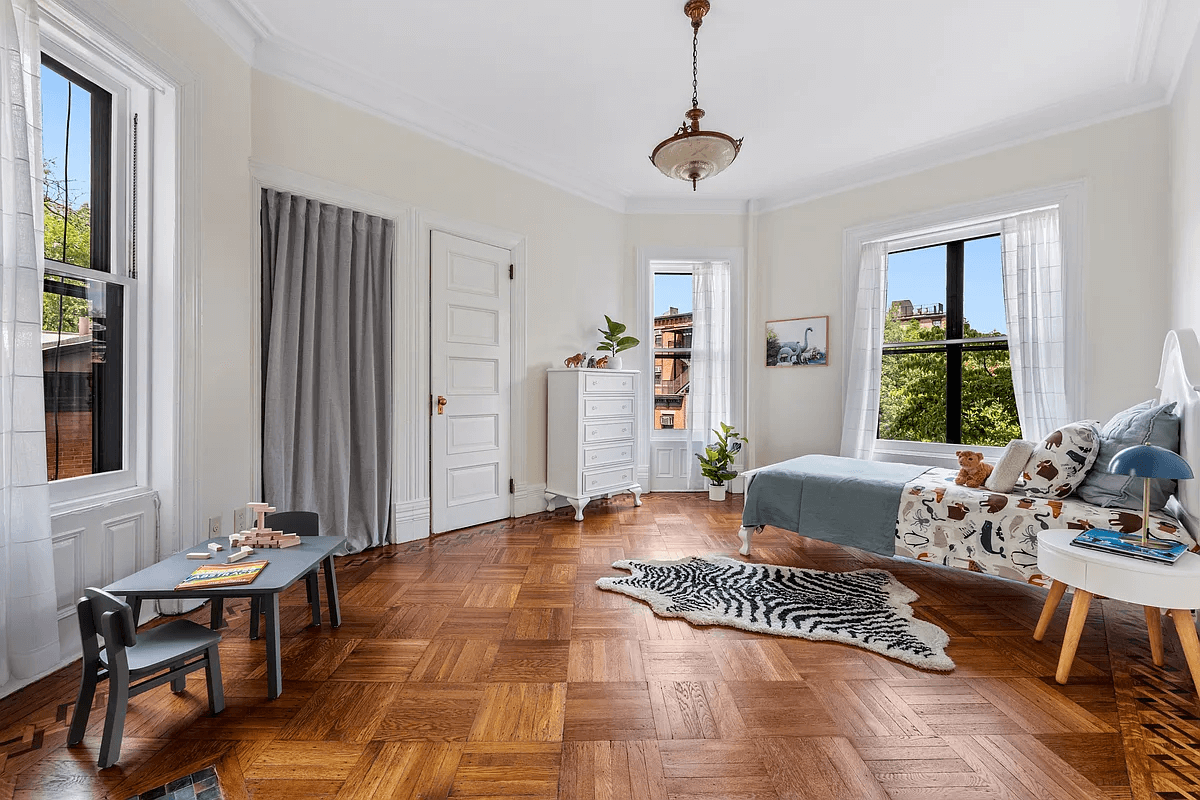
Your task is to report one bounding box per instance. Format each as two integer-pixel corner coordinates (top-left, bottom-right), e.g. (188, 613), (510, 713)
(189, 0), (1200, 212)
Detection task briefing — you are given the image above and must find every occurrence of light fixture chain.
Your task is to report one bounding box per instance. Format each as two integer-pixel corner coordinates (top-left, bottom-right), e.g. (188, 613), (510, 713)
(692, 24), (699, 109)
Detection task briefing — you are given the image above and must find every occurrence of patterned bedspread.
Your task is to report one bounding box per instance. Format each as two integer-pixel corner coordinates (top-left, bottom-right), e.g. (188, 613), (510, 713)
(894, 468), (1194, 586)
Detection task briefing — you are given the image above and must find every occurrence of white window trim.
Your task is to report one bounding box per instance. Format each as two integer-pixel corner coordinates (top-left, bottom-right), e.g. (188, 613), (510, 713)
(636, 246), (746, 485)
(38, 6), (174, 509)
(841, 181), (1086, 466)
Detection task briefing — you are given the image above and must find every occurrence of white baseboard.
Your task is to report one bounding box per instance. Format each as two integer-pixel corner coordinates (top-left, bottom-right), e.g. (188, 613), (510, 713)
(514, 482), (548, 517)
(393, 498), (430, 543)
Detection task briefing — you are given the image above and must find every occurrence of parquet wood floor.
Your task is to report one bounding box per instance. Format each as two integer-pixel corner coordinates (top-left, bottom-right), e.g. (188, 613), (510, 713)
(2, 493), (1198, 798)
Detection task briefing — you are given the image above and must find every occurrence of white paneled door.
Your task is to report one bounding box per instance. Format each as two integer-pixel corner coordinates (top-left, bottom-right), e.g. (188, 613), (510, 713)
(430, 231), (512, 534)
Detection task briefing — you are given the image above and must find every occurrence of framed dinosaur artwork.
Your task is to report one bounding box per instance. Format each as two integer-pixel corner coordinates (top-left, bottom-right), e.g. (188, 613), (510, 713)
(766, 315), (828, 367)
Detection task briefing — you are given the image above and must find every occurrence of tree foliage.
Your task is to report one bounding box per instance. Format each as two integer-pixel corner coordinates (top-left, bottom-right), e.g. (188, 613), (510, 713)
(878, 309), (1021, 447)
(42, 160), (92, 334)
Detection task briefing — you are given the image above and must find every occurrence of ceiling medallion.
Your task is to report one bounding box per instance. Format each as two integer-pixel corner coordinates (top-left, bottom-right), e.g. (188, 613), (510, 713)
(650, 0), (743, 190)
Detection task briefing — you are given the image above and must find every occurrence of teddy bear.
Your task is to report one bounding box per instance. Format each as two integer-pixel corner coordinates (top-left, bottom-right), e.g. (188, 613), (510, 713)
(954, 450), (993, 488)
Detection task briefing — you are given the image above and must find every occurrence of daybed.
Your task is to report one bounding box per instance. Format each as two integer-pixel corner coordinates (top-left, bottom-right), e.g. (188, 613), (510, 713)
(737, 329), (1200, 586)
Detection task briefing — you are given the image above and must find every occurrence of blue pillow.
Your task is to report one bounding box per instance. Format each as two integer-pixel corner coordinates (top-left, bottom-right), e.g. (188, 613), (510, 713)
(1074, 400), (1181, 511)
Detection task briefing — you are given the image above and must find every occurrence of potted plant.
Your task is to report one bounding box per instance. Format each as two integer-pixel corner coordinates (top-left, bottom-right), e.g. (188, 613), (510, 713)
(695, 422), (747, 501)
(596, 315), (639, 370)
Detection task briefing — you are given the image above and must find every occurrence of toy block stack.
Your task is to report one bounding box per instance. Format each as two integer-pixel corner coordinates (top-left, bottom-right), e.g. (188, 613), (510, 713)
(231, 502), (302, 549)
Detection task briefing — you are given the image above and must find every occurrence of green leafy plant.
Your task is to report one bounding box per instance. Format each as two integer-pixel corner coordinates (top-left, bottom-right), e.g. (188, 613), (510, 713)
(695, 422), (747, 486)
(596, 315), (640, 355)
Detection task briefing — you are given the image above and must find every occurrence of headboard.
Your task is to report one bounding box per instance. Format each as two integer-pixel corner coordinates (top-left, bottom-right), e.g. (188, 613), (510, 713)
(1158, 329), (1200, 538)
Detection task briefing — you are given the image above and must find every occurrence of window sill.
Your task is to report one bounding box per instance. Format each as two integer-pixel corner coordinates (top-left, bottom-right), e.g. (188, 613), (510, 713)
(50, 483), (155, 518)
(873, 439), (1007, 470)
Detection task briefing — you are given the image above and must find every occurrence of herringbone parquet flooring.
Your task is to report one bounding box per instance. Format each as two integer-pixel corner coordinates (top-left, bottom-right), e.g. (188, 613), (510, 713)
(2, 493), (1198, 799)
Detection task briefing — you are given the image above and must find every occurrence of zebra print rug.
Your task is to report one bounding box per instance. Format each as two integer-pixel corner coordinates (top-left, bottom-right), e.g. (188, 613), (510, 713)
(597, 555), (954, 671)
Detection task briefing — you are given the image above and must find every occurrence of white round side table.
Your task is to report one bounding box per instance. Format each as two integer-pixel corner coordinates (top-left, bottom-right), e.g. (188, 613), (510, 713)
(1034, 529), (1200, 690)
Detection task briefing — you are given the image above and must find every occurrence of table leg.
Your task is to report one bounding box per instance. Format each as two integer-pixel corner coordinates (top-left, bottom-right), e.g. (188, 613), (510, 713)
(264, 593), (282, 699)
(1056, 588), (1093, 685)
(209, 597), (225, 630)
(323, 555), (341, 628)
(1034, 580), (1067, 642)
(129, 596), (143, 629)
(1170, 609), (1200, 696)
(1145, 606), (1165, 666)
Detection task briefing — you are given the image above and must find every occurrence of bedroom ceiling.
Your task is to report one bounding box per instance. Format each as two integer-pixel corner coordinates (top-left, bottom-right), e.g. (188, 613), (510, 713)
(192, 0), (1200, 212)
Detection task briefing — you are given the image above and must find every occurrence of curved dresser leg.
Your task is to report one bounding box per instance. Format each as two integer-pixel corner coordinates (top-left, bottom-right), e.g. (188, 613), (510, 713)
(569, 497), (590, 522)
(738, 526), (761, 556)
(544, 492), (556, 513)
(632, 485), (643, 507)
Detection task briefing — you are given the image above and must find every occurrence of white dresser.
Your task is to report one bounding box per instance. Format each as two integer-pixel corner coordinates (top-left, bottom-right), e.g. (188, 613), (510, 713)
(545, 368), (643, 520)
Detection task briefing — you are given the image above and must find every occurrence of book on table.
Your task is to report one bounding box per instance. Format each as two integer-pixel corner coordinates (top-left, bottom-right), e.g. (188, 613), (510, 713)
(1069, 528), (1188, 564)
(175, 560), (268, 590)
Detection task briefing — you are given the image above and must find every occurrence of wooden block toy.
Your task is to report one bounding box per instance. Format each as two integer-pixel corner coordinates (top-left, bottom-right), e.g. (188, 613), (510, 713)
(208, 542), (223, 552)
(186, 552), (211, 560)
(227, 548), (254, 563)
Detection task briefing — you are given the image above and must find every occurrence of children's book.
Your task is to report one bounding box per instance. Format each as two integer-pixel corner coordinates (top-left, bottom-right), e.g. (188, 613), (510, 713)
(175, 560), (268, 590)
(1069, 528), (1188, 565)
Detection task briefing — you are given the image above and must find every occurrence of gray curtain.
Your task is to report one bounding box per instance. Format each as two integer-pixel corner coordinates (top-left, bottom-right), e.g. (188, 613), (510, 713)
(260, 189), (393, 553)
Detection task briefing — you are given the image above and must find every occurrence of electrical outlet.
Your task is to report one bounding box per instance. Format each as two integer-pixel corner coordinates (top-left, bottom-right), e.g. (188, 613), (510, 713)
(233, 507), (247, 534)
(208, 515), (221, 538)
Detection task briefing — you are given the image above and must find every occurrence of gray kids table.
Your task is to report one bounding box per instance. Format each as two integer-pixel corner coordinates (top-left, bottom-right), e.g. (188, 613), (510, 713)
(103, 535), (345, 699)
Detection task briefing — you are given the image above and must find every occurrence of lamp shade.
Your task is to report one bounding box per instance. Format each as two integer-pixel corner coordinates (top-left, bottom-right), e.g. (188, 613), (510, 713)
(1107, 444), (1194, 480)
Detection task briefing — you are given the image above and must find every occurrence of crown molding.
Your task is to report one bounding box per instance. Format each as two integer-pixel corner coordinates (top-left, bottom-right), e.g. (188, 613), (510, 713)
(176, 0), (272, 63)
(623, 196), (749, 215)
(253, 34), (630, 213)
(179, 0), (1200, 218)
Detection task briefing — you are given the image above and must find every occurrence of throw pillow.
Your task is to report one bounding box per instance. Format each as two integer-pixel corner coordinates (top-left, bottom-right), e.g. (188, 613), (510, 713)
(1017, 421), (1100, 499)
(1074, 400), (1181, 511)
(984, 439), (1038, 493)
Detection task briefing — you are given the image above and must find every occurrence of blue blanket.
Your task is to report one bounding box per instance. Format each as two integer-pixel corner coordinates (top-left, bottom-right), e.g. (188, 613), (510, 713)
(742, 455), (931, 556)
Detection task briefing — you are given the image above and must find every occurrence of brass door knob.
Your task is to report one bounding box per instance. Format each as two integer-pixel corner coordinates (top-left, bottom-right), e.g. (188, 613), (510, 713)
(437, 396), (448, 415)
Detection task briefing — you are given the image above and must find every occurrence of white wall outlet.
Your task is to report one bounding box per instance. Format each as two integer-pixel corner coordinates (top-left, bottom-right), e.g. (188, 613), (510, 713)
(208, 515), (222, 538)
(233, 507), (247, 534)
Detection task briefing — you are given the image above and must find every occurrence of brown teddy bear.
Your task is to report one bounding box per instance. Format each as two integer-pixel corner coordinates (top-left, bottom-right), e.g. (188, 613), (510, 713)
(954, 450), (993, 488)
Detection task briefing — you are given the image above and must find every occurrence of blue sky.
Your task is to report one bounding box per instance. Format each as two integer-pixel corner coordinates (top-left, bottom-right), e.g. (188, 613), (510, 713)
(886, 236), (1006, 334)
(654, 273), (693, 316)
(40, 64), (91, 209)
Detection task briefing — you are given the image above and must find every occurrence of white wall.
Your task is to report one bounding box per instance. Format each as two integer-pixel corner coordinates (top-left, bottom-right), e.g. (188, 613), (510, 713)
(754, 109), (1172, 468)
(1171, 32), (1200, 333)
(250, 72), (626, 524)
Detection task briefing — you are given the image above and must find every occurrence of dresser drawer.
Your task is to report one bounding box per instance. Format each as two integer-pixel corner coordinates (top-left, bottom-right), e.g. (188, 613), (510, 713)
(584, 442), (634, 468)
(584, 372), (634, 394)
(583, 395), (634, 418)
(583, 419), (634, 443)
(583, 464), (635, 494)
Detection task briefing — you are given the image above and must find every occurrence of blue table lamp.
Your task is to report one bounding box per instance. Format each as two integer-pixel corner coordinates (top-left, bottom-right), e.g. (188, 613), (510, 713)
(1108, 444), (1194, 549)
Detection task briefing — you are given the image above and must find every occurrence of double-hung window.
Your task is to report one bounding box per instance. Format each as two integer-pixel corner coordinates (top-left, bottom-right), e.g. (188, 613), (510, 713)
(40, 53), (127, 483)
(880, 233), (1020, 447)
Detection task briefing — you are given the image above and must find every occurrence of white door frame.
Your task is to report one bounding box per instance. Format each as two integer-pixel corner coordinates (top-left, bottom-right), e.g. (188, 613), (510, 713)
(414, 211), (528, 535)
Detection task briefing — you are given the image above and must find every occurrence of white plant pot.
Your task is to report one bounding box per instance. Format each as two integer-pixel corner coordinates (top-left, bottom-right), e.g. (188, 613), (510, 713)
(708, 484), (727, 501)
(606, 354), (623, 370)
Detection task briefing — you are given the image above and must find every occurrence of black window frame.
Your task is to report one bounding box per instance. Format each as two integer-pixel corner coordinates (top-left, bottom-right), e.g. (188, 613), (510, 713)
(880, 235), (1010, 445)
(41, 53), (112, 274)
(40, 52), (122, 480)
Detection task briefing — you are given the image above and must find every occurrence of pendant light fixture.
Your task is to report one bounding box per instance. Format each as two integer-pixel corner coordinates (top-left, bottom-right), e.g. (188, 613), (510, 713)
(650, 0), (743, 190)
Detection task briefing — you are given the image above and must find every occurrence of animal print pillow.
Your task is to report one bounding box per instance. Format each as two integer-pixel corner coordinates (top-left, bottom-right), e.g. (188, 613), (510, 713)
(1017, 421), (1101, 499)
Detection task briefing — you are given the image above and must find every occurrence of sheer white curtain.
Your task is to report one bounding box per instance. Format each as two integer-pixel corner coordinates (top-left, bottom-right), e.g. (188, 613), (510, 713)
(688, 261), (731, 489)
(1, 0), (60, 685)
(1001, 208), (1069, 442)
(840, 242), (889, 460)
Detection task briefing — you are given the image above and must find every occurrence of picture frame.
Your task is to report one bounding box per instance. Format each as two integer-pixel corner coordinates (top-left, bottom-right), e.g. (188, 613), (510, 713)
(766, 315), (828, 367)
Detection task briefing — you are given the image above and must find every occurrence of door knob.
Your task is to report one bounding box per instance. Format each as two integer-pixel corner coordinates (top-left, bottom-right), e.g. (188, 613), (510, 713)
(437, 396), (448, 415)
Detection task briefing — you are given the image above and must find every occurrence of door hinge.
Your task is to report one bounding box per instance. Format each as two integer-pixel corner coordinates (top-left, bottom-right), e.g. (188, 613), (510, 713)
(509, 478), (515, 494)
(509, 263), (514, 280)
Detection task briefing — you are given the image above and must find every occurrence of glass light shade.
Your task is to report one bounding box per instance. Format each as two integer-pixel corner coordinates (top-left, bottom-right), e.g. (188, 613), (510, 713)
(651, 129), (741, 185)
(1108, 444), (1194, 480)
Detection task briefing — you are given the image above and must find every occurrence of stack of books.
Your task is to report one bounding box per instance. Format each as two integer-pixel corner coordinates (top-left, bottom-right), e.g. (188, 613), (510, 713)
(1070, 528), (1188, 564)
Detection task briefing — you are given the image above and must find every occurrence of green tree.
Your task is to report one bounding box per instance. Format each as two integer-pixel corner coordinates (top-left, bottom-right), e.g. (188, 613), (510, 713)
(42, 160), (92, 333)
(878, 308), (1021, 447)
